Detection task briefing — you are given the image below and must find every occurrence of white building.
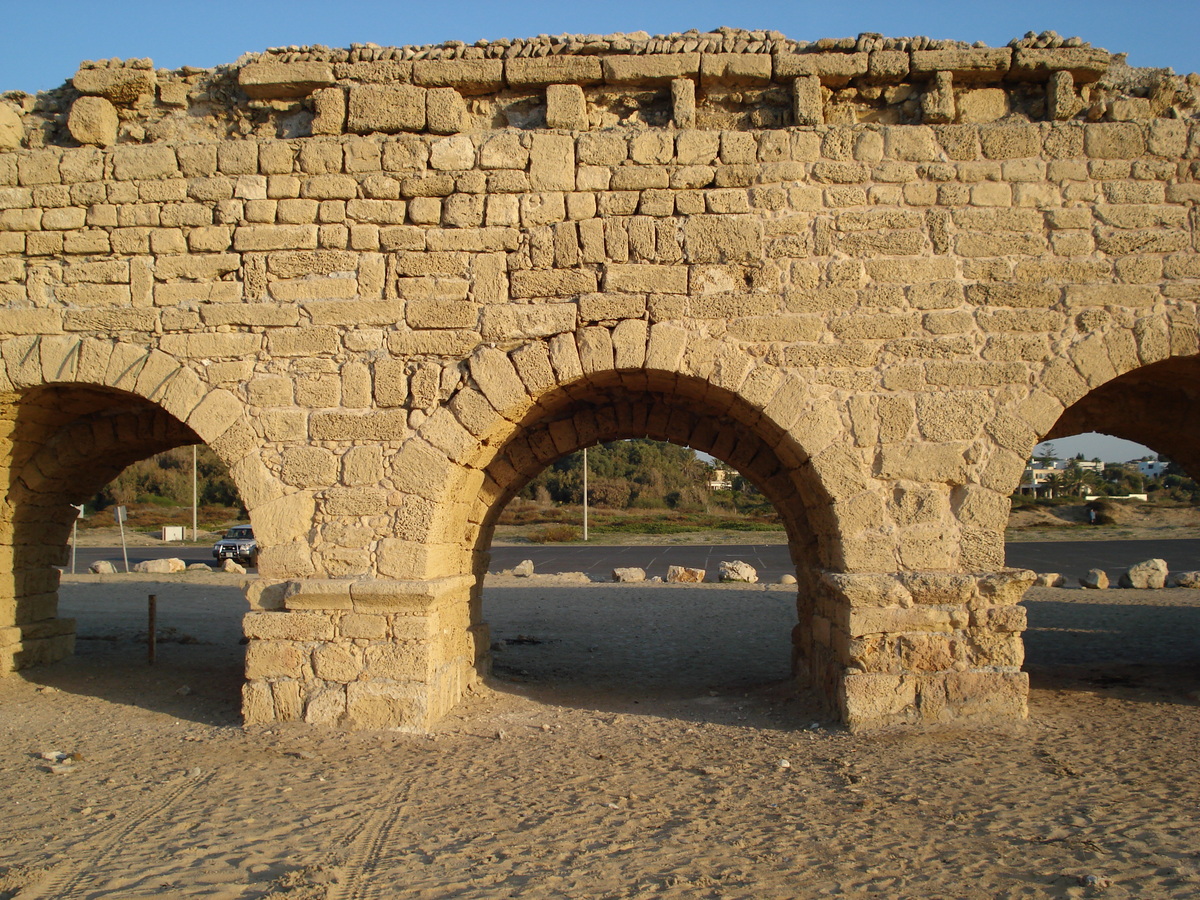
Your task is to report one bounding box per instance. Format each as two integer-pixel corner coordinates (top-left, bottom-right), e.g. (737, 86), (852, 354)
(1138, 460), (1168, 479)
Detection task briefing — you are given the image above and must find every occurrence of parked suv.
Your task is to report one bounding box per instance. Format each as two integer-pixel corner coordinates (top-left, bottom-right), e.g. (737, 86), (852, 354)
(212, 525), (257, 567)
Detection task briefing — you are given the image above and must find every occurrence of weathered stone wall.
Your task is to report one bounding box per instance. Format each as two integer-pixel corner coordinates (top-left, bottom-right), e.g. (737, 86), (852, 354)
(0, 30), (1198, 731)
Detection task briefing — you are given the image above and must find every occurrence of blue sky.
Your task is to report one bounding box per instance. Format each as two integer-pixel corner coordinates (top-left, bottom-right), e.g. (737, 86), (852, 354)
(2, 0), (1198, 94)
(2, 0), (1187, 462)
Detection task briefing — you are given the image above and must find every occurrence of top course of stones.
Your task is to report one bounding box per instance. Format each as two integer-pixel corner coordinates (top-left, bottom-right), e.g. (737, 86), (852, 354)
(1, 28), (1197, 151)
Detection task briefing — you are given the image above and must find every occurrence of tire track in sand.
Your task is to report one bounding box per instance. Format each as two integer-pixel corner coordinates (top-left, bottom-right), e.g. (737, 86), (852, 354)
(25, 771), (216, 899)
(327, 772), (421, 900)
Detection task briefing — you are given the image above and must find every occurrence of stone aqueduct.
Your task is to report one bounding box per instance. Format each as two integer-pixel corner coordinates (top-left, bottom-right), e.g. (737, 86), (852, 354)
(0, 29), (1198, 731)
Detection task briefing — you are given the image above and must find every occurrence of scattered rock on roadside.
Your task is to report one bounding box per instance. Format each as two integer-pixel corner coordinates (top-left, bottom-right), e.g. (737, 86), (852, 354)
(1080, 569), (1109, 590)
(220, 559), (246, 574)
(1119, 558), (1168, 589)
(1035, 573), (1065, 587)
(186, 563), (213, 572)
(1170, 571), (1200, 588)
(612, 567), (645, 583)
(779, 574), (797, 585)
(719, 560), (758, 583)
(667, 565), (705, 583)
(512, 559), (535, 577)
(89, 560), (117, 575)
(133, 557), (186, 574)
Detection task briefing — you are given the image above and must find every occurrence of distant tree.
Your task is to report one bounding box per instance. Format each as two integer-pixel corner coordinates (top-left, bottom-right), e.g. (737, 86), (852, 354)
(1043, 474), (1062, 498)
(93, 446), (241, 512)
(1034, 442), (1059, 467)
(520, 439), (710, 508)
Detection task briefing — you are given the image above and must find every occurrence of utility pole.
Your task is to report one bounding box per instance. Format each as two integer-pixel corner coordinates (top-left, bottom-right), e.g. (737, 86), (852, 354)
(192, 444), (198, 542)
(69, 504), (84, 574)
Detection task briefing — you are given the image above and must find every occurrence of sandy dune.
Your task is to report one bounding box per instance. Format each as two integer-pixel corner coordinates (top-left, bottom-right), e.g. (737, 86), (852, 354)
(2, 575), (1200, 898)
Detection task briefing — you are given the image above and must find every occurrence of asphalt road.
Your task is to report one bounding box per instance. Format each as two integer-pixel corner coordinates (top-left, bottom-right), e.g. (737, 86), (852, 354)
(65, 538), (1200, 581)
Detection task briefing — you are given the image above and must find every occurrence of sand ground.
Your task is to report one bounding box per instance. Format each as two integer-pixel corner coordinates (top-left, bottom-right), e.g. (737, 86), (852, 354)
(2, 572), (1200, 899)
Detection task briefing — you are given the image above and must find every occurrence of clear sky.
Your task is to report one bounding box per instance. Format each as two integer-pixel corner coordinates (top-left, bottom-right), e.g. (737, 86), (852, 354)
(2, 0), (1186, 463)
(1035, 434), (1157, 464)
(2, 0), (1198, 94)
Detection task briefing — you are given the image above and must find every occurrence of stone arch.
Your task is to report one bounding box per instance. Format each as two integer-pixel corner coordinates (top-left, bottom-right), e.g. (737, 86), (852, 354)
(986, 315), (1200, 502)
(0, 336), (283, 677)
(1044, 354), (1200, 476)
(393, 327), (864, 713)
(407, 329), (861, 569)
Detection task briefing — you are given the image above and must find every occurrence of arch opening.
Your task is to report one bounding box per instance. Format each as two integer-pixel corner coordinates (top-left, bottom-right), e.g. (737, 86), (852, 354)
(0, 383), (252, 719)
(458, 370), (837, 713)
(1011, 355), (1200, 711)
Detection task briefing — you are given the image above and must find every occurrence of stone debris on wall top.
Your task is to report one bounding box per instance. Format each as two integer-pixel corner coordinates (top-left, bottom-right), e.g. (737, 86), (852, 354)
(0, 30), (1196, 152)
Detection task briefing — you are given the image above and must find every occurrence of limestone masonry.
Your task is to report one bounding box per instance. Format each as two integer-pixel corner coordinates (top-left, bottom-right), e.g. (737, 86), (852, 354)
(0, 28), (1198, 731)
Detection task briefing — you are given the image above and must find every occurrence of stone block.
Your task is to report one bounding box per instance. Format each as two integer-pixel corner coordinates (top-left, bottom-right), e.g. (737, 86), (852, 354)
(243, 610), (335, 641)
(509, 269), (596, 298)
(413, 59), (504, 93)
(244, 641), (307, 680)
(546, 84), (587, 131)
(603, 264), (686, 294)
(911, 48), (1011, 80)
(506, 57), (603, 86)
(311, 88), (347, 135)
(774, 51), (868, 84)
(529, 134), (575, 191)
(1084, 123), (1146, 159)
(1011, 48), (1110, 81)
(671, 79), (696, 129)
(683, 215), (763, 263)
(426, 88), (468, 135)
(238, 61), (335, 99)
(0, 104), (23, 150)
(348, 85), (426, 134)
(700, 53), (771, 87)
(73, 65), (156, 103)
(67, 97), (119, 147)
(792, 75), (822, 126)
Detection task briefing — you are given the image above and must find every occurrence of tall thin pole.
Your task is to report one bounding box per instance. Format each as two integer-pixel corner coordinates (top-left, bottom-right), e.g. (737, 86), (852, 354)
(582, 447), (588, 542)
(192, 444), (198, 542)
(147, 594), (157, 665)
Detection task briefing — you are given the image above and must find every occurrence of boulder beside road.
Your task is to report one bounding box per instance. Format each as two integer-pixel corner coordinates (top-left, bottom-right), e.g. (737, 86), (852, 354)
(132, 558), (186, 575)
(1119, 558), (1168, 589)
(612, 567), (646, 583)
(719, 560), (758, 583)
(666, 565), (705, 584)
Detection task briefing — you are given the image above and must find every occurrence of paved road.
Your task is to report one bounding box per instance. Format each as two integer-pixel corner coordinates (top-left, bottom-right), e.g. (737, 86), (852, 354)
(65, 539), (1200, 582)
(66, 545), (236, 574)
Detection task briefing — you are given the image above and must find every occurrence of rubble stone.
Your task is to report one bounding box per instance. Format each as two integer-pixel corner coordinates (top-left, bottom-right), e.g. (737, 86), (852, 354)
(719, 560), (758, 583)
(1119, 558), (1168, 589)
(612, 567), (646, 583)
(667, 566), (706, 583)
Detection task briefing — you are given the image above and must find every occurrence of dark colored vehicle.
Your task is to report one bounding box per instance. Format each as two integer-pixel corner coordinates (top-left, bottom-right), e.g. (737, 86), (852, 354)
(212, 525), (257, 566)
